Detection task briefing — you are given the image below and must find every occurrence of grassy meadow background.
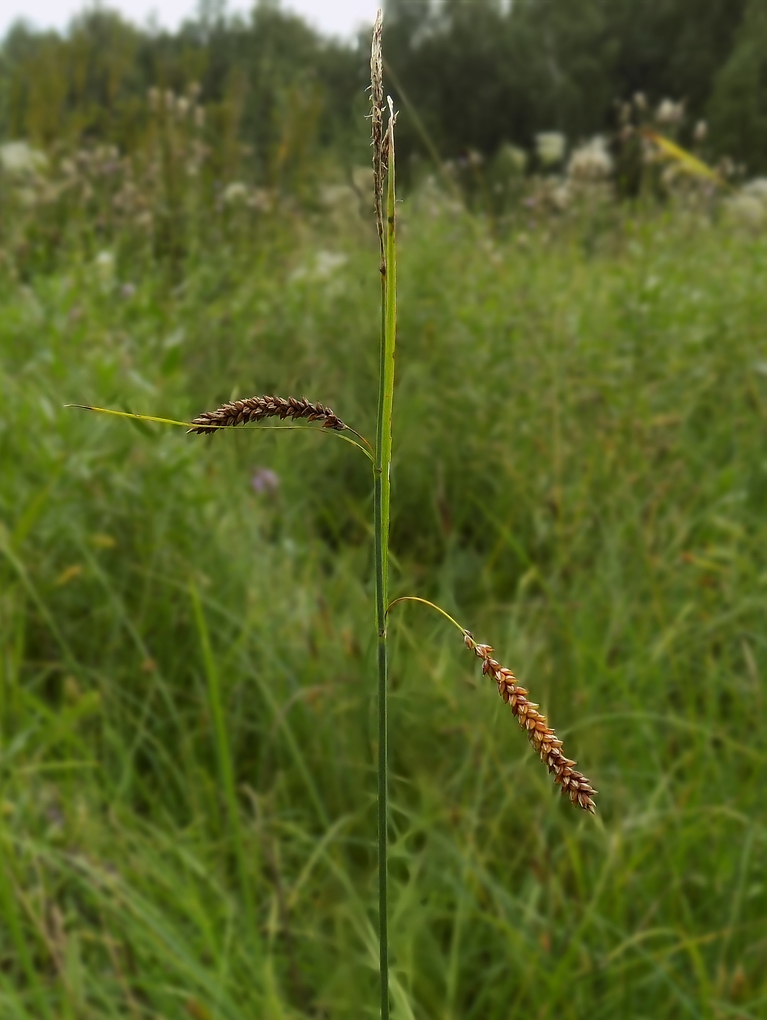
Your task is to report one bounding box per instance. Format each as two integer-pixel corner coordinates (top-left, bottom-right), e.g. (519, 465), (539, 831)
(3, 5), (767, 1019)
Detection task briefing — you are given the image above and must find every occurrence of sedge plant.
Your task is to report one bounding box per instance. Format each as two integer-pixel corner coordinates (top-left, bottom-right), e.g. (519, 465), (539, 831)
(70, 11), (596, 1017)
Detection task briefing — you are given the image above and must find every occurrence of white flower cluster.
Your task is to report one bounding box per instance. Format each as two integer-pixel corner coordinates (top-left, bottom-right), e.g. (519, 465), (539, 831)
(567, 137), (613, 182)
(0, 141), (48, 178)
(535, 132), (566, 167)
(289, 249), (348, 284)
(724, 179), (767, 231)
(148, 85), (205, 127)
(221, 181), (275, 211)
(656, 99), (685, 126)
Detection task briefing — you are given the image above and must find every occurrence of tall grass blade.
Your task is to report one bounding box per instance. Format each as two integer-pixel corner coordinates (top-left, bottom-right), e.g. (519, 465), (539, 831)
(190, 584), (261, 963)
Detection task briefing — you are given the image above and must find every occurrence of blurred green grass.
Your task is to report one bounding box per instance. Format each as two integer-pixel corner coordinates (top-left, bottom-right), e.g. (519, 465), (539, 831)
(1, 203), (767, 1019)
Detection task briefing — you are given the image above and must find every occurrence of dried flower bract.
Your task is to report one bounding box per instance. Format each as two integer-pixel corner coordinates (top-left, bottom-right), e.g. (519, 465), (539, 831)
(189, 395), (346, 434)
(463, 632), (597, 813)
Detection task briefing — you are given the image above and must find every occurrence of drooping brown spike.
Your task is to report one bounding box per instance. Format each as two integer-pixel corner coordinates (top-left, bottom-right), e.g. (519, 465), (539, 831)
(463, 631), (597, 813)
(188, 395), (346, 435)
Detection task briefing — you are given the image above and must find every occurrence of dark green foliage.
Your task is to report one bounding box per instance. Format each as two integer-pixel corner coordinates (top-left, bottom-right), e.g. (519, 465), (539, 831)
(708, 0), (767, 173)
(385, 0), (751, 164)
(598, 0), (748, 115)
(385, 0), (614, 160)
(0, 2), (364, 185)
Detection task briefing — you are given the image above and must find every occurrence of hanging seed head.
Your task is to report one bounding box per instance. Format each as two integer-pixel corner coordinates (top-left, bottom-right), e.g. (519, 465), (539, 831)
(188, 395), (346, 435)
(463, 631), (597, 813)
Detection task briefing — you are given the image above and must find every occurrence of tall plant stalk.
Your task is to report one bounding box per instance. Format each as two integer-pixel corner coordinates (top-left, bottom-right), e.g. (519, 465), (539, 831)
(371, 12), (396, 1014)
(72, 14), (596, 1019)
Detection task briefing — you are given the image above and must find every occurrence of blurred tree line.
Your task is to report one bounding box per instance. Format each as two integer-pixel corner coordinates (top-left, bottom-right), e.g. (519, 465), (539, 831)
(385, 0), (767, 173)
(0, 1), (369, 188)
(1, 0), (766, 180)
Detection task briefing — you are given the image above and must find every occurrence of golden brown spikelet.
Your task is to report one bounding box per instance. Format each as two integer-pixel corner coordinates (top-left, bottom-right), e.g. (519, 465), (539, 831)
(463, 631), (597, 813)
(188, 395), (346, 435)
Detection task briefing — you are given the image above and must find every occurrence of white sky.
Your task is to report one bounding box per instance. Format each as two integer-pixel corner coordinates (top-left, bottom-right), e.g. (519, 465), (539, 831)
(0, 1), (381, 42)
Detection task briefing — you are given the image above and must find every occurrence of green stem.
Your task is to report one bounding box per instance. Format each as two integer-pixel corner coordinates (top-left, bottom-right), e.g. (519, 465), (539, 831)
(374, 113), (397, 1020)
